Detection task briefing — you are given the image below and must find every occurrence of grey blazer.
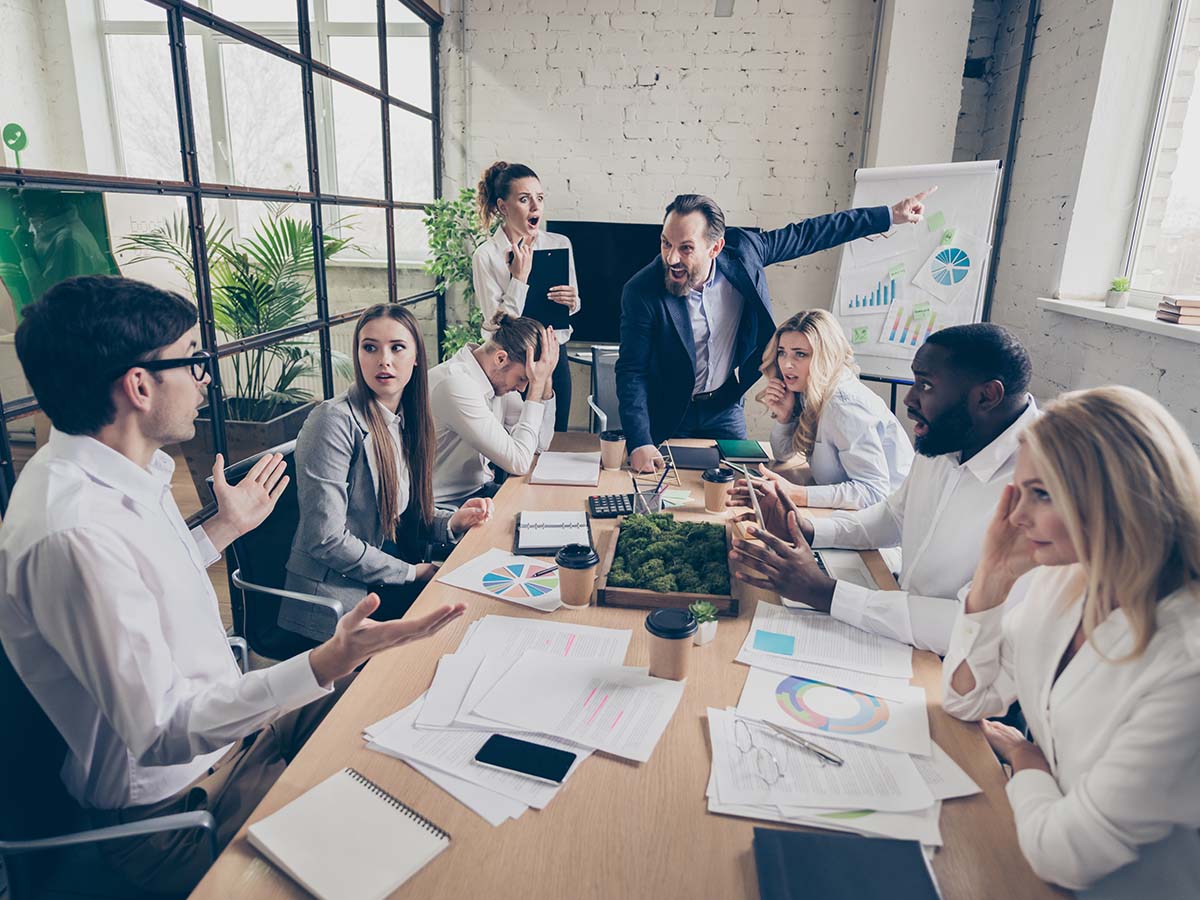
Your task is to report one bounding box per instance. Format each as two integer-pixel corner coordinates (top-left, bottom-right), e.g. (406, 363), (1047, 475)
(284, 388), (452, 610)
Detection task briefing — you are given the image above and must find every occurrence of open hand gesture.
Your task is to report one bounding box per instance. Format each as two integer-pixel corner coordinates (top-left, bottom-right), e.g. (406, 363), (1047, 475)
(730, 516), (835, 612)
(891, 186), (936, 225)
(309, 595), (467, 686)
(204, 452), (289, 551)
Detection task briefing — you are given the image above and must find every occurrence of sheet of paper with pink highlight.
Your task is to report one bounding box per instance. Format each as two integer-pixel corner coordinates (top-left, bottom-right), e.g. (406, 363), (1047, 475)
(470, 652), (685, 763)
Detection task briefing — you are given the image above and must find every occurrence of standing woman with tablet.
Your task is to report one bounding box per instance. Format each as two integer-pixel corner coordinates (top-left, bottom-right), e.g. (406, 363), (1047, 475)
(747, 309), (912, 510)
(285, 304), (491, 626)
(472, 160), (579, 431)
(942, 386), (1200, 897)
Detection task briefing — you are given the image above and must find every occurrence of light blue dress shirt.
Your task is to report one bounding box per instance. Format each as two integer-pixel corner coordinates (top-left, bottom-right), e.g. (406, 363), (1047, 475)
(686, 262), (744, 395)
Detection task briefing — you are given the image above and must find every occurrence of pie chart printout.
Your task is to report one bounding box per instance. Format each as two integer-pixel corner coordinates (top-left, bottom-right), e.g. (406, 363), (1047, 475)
(481, 563), (560, 601)
(774, 676), (890, 735)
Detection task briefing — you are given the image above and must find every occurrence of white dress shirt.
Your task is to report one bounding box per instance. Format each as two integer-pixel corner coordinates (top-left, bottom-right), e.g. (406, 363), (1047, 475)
(429, 344), (556, 504)
(809, 398), (1040, 655)
(687, 262), (744, 395)
(0, 431), (329, 809)
(943, 565), (1200, 897)
(472, 227), (580, 342)
(769, 371), (913, 510)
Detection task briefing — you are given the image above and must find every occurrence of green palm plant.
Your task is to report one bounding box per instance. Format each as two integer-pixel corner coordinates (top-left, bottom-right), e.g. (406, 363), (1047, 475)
(118, 202), (357, 421)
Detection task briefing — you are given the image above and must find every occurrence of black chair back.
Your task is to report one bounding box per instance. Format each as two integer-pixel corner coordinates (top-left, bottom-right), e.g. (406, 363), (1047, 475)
(208, 442), (319, 661)
(0, 639), (77, 894)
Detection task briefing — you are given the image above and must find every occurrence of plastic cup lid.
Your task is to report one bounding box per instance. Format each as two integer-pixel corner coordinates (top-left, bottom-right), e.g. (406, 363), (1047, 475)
(644, 608), (698, 639)
(600, 430), (625, 442)
(555, 543), (600, 569)
(702, 466), (735, 483)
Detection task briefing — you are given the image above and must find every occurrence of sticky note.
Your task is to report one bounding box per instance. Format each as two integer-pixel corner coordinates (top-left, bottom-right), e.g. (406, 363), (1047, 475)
(753, 629), (796, 656)
(926, 210), (946, 232)
(888, 262), (906, 279)
(851, 326), (870, 345)
(941, 227), (956, 245)
(912, 302), (932, 322)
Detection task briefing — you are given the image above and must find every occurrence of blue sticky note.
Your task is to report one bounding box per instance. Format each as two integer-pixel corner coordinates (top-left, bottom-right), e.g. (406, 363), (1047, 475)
(753, 629), (795, 656)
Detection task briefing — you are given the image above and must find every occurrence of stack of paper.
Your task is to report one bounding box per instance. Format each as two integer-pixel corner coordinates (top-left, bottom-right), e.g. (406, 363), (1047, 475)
(529, 451), (601, 486)
(710, 602), (980, 848)
(365, 616), (637, 826)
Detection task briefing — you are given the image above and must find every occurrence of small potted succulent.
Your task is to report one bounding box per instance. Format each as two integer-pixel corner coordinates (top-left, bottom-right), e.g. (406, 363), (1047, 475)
(689, 600), (719, 645)
(1106, 276), (1131, 309)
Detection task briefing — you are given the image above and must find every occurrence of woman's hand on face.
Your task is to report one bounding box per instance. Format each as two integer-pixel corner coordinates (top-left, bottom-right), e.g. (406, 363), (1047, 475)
(967, 483), (1038, 612)
(450, 497), (493, 535)
(507, 238), (533, 283)
(762, 377), (794, 421)
(548, 284), (577, 308)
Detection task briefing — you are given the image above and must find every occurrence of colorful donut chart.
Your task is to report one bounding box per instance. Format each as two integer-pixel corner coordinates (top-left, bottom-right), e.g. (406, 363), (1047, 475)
(774, 676), (890, 735)
(481, 563), (559, 601)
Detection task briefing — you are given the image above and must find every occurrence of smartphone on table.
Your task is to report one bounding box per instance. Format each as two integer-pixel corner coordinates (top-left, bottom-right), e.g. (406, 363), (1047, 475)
(473, 734), (577, 786)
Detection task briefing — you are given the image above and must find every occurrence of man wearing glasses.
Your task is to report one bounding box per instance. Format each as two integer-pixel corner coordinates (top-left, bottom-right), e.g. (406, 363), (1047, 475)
(0, 275), (465, 892)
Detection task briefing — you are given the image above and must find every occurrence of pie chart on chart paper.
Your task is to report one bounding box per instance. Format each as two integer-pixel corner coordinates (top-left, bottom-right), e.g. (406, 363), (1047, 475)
(930, 247), (971, 286)
(774, 676), (890, 735)
(481, 563), (559, 601)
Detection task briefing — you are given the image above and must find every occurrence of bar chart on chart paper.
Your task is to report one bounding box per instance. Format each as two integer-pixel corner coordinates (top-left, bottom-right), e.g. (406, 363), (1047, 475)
(880, 304), (939, 349)
(840, 269), (905, 318)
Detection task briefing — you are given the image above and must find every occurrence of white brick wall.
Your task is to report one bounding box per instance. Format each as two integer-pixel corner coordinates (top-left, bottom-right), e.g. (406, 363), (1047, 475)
(440, 0), (877, 436)
(955, 0), (1200, 447)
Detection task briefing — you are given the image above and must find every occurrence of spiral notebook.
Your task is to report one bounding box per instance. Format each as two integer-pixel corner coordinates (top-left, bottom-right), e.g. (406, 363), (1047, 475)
(247, 767), (450, 900)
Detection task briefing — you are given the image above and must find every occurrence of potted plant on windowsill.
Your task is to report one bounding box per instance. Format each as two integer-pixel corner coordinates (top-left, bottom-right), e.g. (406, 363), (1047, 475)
(689, 600), (719, 645)
(423, 187), (489, 360)
(119, 204), (356, 499)
(1105, 276), (1131, 309)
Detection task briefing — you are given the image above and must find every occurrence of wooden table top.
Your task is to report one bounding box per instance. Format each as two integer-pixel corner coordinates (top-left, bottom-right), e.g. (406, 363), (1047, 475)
(191, 435), (1063, 900)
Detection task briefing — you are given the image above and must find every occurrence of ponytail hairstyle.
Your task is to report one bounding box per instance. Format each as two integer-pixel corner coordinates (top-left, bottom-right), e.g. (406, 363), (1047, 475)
(756, 309), (858, 458)
(477, 161), (539, 231)
(480, 309), (545, 366)
(351, 304), (435, 534)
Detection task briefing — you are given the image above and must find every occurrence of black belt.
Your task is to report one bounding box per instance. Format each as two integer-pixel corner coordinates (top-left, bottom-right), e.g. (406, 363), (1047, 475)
(691, 377), (735, 404)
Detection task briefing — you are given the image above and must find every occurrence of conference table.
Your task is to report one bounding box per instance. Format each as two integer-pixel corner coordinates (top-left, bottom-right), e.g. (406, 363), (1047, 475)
(192, 435), (1064, 900)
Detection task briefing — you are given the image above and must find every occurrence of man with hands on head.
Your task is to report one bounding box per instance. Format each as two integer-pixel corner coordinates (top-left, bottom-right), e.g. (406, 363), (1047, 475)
(429, 310), (559, 506)
(729, 324), (1038, 656)
(618, 188), (935, 474)
(0, 276), (466, 894)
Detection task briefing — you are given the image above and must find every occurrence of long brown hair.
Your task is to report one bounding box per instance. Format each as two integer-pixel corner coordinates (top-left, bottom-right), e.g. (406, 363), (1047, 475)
(351, 304), (435, 533)
(477, 161), (539, 231)
(756, 309), (857, 458)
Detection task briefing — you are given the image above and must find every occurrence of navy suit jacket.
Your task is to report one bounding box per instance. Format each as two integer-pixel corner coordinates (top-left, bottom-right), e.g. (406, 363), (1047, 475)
(615, 206), (892, 449)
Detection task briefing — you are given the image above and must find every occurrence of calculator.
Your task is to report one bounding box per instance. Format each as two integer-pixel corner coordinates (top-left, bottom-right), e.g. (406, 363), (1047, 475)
(588, 493), (634, 518)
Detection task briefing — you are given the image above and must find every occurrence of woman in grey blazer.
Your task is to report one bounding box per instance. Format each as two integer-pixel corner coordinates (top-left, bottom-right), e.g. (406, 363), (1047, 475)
(285, 304), (492, 624)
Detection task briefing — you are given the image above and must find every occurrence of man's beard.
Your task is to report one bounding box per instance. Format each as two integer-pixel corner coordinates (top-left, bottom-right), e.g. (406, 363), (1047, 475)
(913, 398), (973, 457)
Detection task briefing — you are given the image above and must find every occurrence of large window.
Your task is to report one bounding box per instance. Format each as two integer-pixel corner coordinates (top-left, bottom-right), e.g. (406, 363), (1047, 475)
(1127, 0), (1200, 303)
(0, 0), (442, 518)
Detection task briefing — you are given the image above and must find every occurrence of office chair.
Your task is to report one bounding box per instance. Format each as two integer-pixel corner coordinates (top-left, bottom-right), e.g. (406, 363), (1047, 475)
(208, 442), (345, 658)
(586, 344), (622, 433)
(0, 641), (217, 900)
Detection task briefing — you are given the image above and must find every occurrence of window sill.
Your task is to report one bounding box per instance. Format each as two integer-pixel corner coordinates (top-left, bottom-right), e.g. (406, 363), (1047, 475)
(326, 258), (428, 270)
(1037, 297), (1200, 346)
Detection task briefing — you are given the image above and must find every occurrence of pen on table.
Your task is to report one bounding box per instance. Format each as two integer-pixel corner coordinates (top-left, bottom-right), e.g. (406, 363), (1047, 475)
(764, 721), (844, 766)
(652, 461), (672, 496)
(531, 564), (558, 578)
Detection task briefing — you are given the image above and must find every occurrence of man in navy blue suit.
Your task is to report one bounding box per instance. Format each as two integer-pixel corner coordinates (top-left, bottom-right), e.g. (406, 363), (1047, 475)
(616, 190), (933, 473)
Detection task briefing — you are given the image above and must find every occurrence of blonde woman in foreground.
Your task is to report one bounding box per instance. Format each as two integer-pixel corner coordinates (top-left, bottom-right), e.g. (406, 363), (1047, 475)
(750, 309), (912, 509)
(942, 386), (1200, 898)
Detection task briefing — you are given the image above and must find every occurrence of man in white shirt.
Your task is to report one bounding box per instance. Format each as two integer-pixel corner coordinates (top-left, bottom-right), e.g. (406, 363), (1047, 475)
(430, 316), (558, 506)
(0, 276), (465, 893)
(730, 324), (1037, 655)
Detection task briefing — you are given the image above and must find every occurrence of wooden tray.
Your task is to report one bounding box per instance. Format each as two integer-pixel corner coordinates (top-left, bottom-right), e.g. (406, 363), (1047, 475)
(596, 518), (744, 617)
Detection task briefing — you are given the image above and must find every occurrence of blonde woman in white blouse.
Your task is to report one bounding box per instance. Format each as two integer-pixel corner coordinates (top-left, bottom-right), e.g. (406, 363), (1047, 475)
(942, 386), (1200, 898)
(471, 160), (579, 431)
(753, 309), (912, 509)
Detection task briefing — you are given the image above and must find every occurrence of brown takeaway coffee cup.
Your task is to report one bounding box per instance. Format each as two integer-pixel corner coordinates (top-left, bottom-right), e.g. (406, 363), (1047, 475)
(600, 430), (626, 470)
(556, 543), (600, 608)
(645, 608), (698, 680)
(702, 466), (736, 513)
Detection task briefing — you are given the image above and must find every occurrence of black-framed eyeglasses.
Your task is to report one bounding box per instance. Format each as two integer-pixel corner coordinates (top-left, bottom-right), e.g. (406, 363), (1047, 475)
(112, 350), (215, 383)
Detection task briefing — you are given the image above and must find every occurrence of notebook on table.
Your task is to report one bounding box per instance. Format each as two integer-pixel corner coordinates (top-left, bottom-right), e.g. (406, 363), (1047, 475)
(529, 451), (601, 486)
(752, 827), (938, 900)
(513, 510), (593, 554)
(660, 443), (720, 470)
(247, 767), (450, 900)
(716, 439), (772, 463)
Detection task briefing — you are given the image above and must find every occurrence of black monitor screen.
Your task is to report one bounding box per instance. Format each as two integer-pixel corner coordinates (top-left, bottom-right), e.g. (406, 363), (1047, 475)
(546, 220), (663, 344)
